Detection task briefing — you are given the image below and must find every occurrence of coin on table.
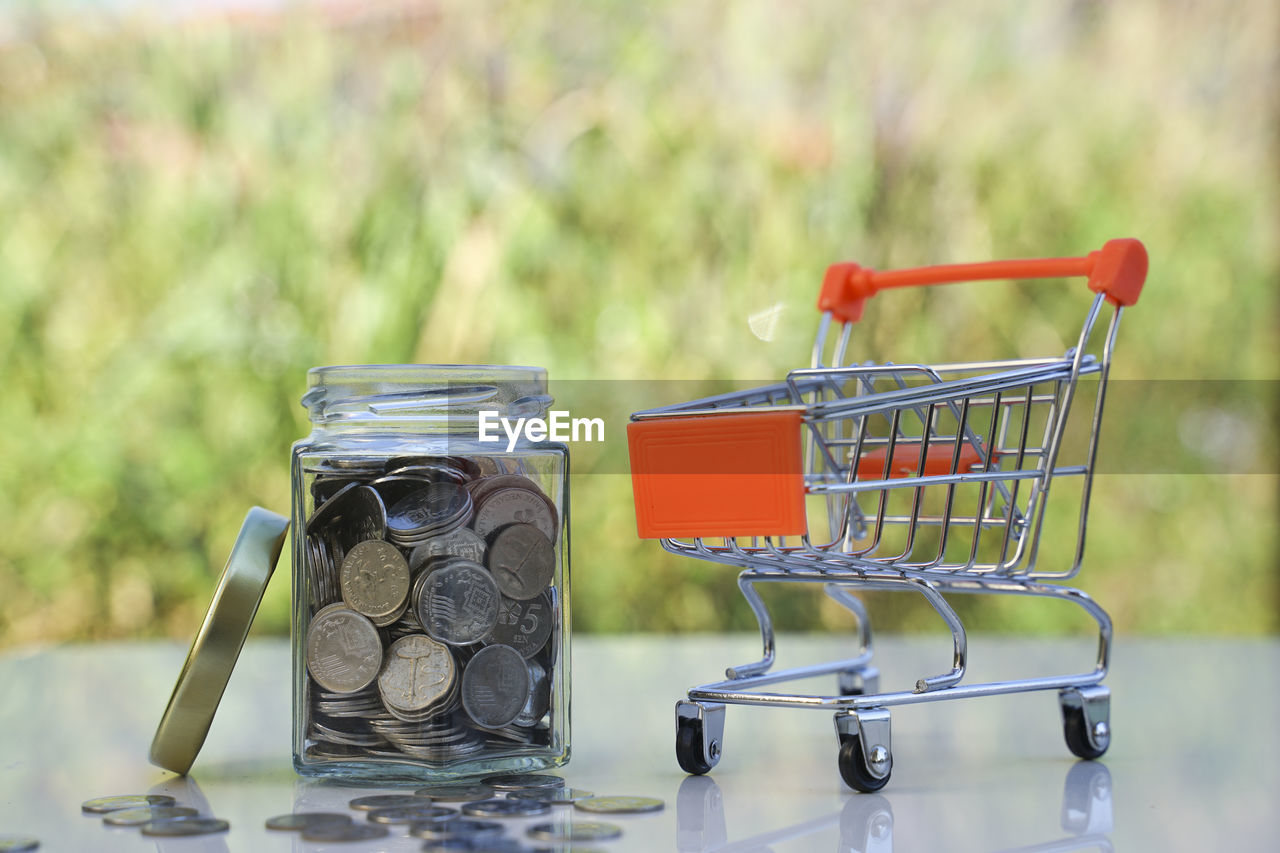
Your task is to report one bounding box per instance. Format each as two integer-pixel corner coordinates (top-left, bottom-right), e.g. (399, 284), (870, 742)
(377, 634), (456, 717)
(461, 798), (551, 818)
(575, 796), (664, 814)
(420, 560), (500, 645)
(367, 804), (457, 824)
(102, 806), (199, 827)
(526, 787), (594, 804)
(81, 794), (177, 814)
(462, 644), (531, 729)
(486, 524), (555, 601)
(527, 819), (623, 842)
(348, 793), (434, 811)
(474, 487), (558, 543)
(409, 817), (506, 840)
(410, 528), (489, 571)
(140, 817), (230, 836)
(414, 784), (496, 802)
(0, 838), (39, 852)
(264, 812), (353, 831)
(301, 822), (391, 842)
(488, 591), (553, 658)
(420, 838), (528, 853)
(340, 539), (410, 622)
(306, 604), (383, 693)
(482, 773), (566, 792)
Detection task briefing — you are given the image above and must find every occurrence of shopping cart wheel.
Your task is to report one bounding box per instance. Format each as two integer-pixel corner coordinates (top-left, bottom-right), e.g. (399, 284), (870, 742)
(835, 709), (892, 793)
(675, 701), (725, 775)
(1059, 685), (1110, 760)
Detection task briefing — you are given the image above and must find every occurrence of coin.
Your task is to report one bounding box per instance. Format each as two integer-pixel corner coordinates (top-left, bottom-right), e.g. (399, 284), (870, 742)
(421, 839), (527, 853)
(414, 784), (496, 802)
(340, 539), (410, 621)
(474, 487), (558, 543)
(388, 484), (472, 543)
(0, 838), (39, 852)
(102, 806), (199, 826)
(264, 812), (353, 831)
(489, 591), (553, 659)
(527, 787), (594, 804)
(81, 794), (177, 814)
(410, 528), (489, 571)
(575, 796), (664, 814)
(461, 798), (550, 818)
(306, 604), (384, 693)
(486, 524), (555, 601)
(301, 823), (391, 842)
(527, 820), (622, 842)
(409, 817), (506, 840)
(420, 560), (500, 645)
(349, 793), (434, 811)
(462, 644), (531, 729)
(482, 773), (566, 792)
(367, 804), (457, 824)
(513, 657), (551, 727)
(140, 817), (230, 836)
(377, 634), (456, 716)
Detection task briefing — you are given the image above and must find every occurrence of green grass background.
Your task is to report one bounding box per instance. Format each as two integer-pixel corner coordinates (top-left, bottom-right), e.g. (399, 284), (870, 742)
(0, 0), (1275, 646)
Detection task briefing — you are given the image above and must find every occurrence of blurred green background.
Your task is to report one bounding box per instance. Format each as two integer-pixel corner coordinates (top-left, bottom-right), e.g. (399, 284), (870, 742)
(0, 0), (1274, 647)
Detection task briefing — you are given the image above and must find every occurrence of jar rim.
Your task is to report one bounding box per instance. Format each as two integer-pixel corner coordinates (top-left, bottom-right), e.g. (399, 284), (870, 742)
(307, 364), (547, 383)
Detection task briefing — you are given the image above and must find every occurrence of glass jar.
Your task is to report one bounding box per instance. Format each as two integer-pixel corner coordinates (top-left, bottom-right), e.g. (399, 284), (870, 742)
(290, 365), (569, 782)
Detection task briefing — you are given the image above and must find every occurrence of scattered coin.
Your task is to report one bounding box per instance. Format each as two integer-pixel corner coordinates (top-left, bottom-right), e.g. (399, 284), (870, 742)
(461, 798), (551, 818)
(527, 820), (623, 842)
(300, 822), (391, 842)
(367, 804), (457, 824)
(0, 838), (39, 852)
(482, 773), (566, 792)
(420, 838), (528, 853)
(414, 784), (496, 802)
(409, 817), (506, 840)
(102, 806), (199, 827)
(527, 787), (595, 804)
(349, 793), (434, 811)
(487, 524), (555, 601)
(140, 817), (230, 837)
(264, 812), (353, 831)
(575, 796), (664, 814)
(306, 604), (384, 693)
(81, 794), (176, 814)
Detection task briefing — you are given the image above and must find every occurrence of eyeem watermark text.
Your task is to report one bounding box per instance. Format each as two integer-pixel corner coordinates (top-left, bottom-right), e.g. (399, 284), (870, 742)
(478, 410), (605, 452)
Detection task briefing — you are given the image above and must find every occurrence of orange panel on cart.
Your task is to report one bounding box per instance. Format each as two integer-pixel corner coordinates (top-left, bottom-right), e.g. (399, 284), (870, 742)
(856, 442), (984, 479)
(628, 410), (806, 539)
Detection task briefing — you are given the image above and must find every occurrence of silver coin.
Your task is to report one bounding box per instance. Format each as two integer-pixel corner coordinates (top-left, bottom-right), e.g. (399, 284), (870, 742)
(414, 784), (497, 802)
(482, 773), (566, 792)
(410, 528), (489, 571)
(102, 806), (199, 827)
(367, 804), (456, 825)
(489, 592), (553, 658)
(474, 487), (558, 543)
(140, 817), (230, 836)
(377, 634), (456, 715)
(514, 657), (551, 727)
(309, 483), (387, 548)
(264, 812), (353, 831)
(574, 796), (664, 814)
(388, 484), (472, 537)
(301, 822), (391, 842)
(422, 840), (530, 853)
(306, 604), (383, 693)
(460, 798), (550, 818)
(527, 820), (622, 842)
(462, 645), (531, 729)
(0, 838), (39, 852)
(420, 560), (500, 645)
(81, 794), (176, 814)
(409, 817), (506, 840)
(527, 787), (594, 804)
(340, 539), (410, 621)
(486, 524), (555, 601)
(348, 793), (434, 811)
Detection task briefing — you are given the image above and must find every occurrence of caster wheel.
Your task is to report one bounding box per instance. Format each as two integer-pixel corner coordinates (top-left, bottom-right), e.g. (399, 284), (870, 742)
(1063, 705), (1108, 760)
(676, 719), (716, 775)
(838, 735), (891, 793)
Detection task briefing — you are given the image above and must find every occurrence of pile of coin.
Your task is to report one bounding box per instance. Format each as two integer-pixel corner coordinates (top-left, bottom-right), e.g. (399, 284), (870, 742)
(301, 455), (561, 768)
(80, 794), (229, 838)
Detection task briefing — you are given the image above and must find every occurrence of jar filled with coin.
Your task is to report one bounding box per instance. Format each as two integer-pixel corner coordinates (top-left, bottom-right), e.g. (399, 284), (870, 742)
(291, 365), (568, 782)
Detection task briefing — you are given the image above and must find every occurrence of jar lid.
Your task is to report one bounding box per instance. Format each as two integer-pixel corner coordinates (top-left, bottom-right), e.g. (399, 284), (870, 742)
(149, 507), (289, 775)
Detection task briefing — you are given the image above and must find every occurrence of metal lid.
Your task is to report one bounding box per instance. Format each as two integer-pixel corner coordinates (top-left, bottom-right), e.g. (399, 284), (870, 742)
(149, 507), (289, 775)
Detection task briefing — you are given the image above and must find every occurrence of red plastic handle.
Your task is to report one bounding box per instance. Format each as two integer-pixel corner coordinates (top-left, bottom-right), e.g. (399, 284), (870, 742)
(818, 238), (1148, 324)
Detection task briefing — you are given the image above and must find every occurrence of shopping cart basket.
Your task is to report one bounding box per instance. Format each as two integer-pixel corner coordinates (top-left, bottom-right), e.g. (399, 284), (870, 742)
(627, 239), (1147, 791)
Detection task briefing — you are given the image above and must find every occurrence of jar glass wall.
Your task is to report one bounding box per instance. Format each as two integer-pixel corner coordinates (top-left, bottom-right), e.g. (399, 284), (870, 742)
(290, 365), (570, 782)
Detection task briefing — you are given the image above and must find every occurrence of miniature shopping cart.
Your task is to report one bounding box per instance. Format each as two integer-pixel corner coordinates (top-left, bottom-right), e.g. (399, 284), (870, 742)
(627, 239), (1147, 791)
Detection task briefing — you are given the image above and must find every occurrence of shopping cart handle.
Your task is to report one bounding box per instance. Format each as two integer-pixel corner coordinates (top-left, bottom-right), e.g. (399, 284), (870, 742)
(817, 238), (1148, 324)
